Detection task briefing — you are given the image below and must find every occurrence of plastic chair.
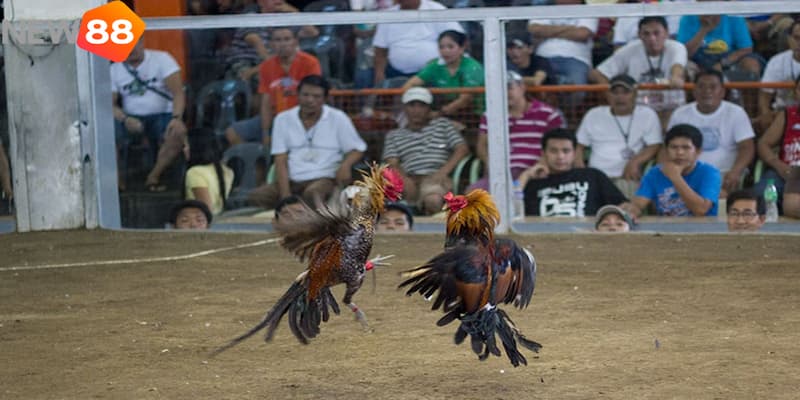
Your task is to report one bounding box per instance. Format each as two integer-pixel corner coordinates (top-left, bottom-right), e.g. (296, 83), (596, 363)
(302, 0), (350, 81)
(194, 79), (252, 136)
(451, 156), (474, 194)
(222, 143), (266, 209)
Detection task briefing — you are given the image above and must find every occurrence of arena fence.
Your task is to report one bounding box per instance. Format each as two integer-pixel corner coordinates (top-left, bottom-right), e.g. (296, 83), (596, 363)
(108, 1), (800, 231)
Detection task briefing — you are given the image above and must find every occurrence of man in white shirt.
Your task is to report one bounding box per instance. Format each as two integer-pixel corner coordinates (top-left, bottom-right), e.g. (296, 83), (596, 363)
(592, 16), (687, 115)
(248, 75), (367, 209)
(612, 0), (696, 46)
(371, 0), (464, 85)
(576, 74), (662, 198)
(757, 21), (800, 130)
(527, 0), (598, 91)
(668, 69), (755, 195)
(111, 38), (187, 191)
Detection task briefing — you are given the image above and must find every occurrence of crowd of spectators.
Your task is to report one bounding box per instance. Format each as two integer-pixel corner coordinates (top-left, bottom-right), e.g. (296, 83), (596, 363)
(103, 0), (800, 229)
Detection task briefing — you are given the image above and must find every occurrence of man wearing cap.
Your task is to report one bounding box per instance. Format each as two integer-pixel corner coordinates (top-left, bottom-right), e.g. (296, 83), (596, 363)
(377, 202), (414, 232)
(575, 74), (662, 199)
(469, 70), (565, 191)
(590, 16), (688, 116)
(507, 34), (553, 87)
(382, 87), (470, 215)
(667, 69), (755, 196)
(594, 205), (635, 232)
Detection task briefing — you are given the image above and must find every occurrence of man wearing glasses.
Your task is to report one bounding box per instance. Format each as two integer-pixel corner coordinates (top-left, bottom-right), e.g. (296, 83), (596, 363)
(726, 189), (766, 232)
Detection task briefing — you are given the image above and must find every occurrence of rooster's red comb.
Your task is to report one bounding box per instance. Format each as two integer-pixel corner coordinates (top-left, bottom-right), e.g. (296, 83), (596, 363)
(444, 192), (468, 213)
(381, 167), (404, 201)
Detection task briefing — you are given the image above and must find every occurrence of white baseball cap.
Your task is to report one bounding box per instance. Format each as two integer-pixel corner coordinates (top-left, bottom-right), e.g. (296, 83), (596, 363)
(401, 87), (433, 105)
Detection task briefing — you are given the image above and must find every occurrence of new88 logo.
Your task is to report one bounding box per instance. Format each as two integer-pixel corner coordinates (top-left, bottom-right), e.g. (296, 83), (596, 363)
(77, 1), (145, 62)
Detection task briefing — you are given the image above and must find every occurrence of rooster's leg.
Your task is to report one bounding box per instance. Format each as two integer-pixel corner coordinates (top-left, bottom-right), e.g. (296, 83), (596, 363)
(343, 282), (370, 332)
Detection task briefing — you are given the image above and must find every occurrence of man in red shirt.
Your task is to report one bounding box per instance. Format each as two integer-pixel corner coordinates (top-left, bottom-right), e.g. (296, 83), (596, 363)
(225, 26), (321, 147)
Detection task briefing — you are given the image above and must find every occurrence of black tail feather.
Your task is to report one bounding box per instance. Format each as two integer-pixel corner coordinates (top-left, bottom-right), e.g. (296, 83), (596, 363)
(454, 305), (542, 367)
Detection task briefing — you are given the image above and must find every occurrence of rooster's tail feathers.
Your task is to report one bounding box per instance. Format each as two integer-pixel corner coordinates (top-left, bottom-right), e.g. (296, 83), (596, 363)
(211, 279), (341, 356)
(454, 305), (542, 367)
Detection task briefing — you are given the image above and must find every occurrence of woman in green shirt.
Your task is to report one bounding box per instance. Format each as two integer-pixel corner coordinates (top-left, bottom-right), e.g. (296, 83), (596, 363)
(401, 30), (485, 119)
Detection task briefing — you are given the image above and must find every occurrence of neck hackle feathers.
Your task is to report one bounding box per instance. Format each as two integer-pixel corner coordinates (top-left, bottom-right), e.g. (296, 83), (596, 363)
(444, 189), (500, 244)
(353, 164), (404, 211)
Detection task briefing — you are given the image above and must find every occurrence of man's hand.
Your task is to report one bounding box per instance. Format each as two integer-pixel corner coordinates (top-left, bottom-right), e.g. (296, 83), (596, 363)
(722, 169), (742, 192)
(623, 159), (643, 181)
(660, 161), (683, 182)
(335, 165), (353, 186)
(124, 116), (144, 135)
(165, 118), (187, 141)
(669, 75), (685, 89)
(518, 163), (549, 188)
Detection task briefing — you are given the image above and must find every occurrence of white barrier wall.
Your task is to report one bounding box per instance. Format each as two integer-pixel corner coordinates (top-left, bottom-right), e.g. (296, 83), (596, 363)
(4, 0), (118, 231)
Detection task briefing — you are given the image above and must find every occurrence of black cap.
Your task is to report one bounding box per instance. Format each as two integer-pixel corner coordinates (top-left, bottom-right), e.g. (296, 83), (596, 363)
(506, 34), (532, 48)
(383, 202), (414, 229)
(609, 74), (637, 91)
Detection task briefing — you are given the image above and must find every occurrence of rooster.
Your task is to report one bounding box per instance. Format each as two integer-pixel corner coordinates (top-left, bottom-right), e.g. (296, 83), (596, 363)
(213, 164), (403, 354)
(399, 189), (542, 367)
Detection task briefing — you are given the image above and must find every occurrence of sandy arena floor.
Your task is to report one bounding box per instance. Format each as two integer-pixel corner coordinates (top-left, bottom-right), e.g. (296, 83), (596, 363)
(1, 230), (798, 399)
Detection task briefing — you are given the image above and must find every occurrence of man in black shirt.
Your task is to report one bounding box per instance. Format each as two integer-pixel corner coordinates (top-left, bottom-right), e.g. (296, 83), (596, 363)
(518, 128), (630, 217)
(506, 34), (554, 87)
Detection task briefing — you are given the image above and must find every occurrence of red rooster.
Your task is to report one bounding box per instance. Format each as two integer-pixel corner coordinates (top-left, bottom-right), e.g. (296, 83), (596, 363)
(399, 189), (541, 367)
(213, 164), (403, 354)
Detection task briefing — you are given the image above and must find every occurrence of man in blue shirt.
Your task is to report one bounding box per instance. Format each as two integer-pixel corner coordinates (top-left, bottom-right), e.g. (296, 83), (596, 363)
(677, 12), (761, 78)
(626, 124), (722, 217)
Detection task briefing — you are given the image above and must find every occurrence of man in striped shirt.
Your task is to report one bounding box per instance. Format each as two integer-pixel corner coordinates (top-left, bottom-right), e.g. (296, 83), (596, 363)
(469, 70), (565, 191)
(382, 87), (470, 215)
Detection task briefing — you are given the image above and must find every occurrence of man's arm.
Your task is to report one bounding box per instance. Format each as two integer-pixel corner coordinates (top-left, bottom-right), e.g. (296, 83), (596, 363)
(475, 134), (488, 168)
(528, 24), (592, 42)
(244, 31), (271, 60)
(274, 153), (291, 199)
(574, 144), (587, 168)
(624, 196), (651, 218)
(623, 144), (660, 181)
(758, 112), (793, 180)
(336, 150), (364, 185)
(164, 71), (187, 137)
(588, 69), (609, 85)
(433, 142), (470, 179)
(260, 93), (274, 137)
(662, 161), (713, 216)
(684, 25), (713, 57)
(373, 47), (388, 86)
(722, 138), (755, 192)
(669, 64), (685, 88)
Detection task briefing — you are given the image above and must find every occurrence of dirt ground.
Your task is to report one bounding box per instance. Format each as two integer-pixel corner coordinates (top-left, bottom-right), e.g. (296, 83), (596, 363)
(1, 230), (799, 400)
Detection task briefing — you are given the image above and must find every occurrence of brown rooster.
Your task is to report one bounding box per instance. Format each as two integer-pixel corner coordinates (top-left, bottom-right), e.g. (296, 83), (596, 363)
(399, 189), (541, 367)
(213, 164), (403, 354)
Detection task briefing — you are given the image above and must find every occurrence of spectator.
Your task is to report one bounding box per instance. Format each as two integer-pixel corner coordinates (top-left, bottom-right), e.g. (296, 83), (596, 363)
(506, 33), (552, 86)
(726, 189), (765, 232)
(592, 16), (687, 117)
(169, 199), (212, 230)
(527, 0), (598, 95)
(402, 30), (485, 119)
(755, 75), (800, 213)
(757, 21), (800, 131)
(594, 204), (635, 232)
(576, 74), (662, 199)
(0, 141), (11, 202)
(372, 0), (464, 85)
(111, 38), (187, 192)
(519, 128), (629, 217)
(668, 69), (755, 195)
(224, 26), (322, 147)
(677, 10), (761, 79)
(382, 87), (470, 215)
(784, 167), (800, 218)
(351, 0), (396, 89)
(376, 201), (414, 232)
(247, 75), (367, 209)
(184, 128), (235, 215)
(469, 70), (564, 191)
(626, 124), (722, 217)
(224, 0), (317, 85)
(611, 0), (695, 47)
